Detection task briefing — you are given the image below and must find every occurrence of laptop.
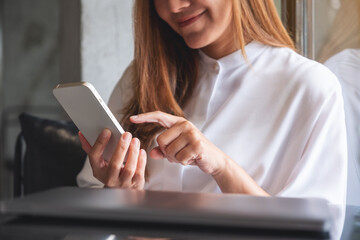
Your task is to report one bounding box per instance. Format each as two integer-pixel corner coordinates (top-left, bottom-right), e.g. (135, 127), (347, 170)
(0, 187), (331, 234)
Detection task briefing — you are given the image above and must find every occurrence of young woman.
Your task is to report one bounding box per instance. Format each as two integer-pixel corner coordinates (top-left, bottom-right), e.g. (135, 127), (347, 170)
(77, 0), (347, 205)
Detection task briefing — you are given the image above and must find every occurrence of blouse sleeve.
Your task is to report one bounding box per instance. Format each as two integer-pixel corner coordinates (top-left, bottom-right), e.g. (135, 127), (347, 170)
(276, 69), (348, 206)
(76, 63), (134, 188)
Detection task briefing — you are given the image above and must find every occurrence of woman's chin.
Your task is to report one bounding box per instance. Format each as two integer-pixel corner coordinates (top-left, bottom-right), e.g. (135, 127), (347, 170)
(182, 34), (209, 49)
(184, 40), (207, 50)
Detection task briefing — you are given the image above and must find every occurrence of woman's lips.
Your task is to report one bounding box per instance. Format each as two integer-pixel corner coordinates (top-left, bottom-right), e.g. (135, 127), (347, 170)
(177, 11), (205, 28)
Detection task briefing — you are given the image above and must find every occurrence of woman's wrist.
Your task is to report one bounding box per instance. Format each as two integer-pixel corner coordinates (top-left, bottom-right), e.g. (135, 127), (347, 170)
(212, 155), (270, 196)
(210, 153), (230, 177)
(211, 155), (244, 193)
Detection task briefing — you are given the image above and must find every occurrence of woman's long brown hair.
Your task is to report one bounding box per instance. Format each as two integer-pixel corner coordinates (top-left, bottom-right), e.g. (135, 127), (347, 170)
(121, 0), (294, 178)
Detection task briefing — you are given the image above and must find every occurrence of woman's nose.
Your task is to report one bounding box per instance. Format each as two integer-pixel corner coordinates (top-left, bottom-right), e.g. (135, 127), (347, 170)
(168, 0), (191, 13)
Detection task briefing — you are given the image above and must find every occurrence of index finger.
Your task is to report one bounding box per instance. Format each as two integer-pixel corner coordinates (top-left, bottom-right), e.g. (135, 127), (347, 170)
(130, 111), (184, 128)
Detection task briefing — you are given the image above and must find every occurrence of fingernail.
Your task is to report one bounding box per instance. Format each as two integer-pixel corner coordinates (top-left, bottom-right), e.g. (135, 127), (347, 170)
(130, 115), (138, 119)
(133, 138), (140, 147)
(101, 129), (110, 139)
(122, 132), (131, 142)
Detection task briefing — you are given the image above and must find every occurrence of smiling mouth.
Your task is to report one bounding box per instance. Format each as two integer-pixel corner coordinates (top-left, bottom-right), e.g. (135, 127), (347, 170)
(177, 11), (206, 28)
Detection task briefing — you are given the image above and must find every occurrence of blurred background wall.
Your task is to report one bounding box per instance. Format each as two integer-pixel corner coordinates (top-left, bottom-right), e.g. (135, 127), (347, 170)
(81, 0), (134, 103)
(1, 0), (63, 200)
(0, 0), (133, 200)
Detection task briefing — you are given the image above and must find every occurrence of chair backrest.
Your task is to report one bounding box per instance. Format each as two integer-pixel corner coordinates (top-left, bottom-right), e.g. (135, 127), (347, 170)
(14, 112), (87, 197)
(341, 81), (360, 206)
(324, 49), (360, 206)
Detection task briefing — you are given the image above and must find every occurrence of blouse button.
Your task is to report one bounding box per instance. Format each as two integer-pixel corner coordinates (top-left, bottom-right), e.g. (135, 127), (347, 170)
(213, 63), (220, 74)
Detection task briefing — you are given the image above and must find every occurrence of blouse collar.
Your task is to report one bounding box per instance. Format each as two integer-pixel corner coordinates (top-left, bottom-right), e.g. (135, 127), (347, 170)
(198, 41), (268, 73)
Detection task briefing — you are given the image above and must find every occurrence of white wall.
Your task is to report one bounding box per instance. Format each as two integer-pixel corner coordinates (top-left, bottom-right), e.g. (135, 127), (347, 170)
(81, 0), (134, 103)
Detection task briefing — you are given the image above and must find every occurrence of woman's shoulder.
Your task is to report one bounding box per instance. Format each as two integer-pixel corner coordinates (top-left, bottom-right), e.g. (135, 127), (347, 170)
(108, 62), (135, 121)
(261, 45), (341, 97)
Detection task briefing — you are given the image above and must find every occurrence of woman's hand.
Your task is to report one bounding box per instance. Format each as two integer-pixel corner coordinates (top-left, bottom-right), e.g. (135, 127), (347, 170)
(130, 111), (226, 176)
(130, 111), (269, 196)
(78, 130), (146, 190)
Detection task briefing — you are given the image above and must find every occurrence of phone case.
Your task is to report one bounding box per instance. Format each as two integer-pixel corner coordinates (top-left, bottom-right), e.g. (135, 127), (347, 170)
(53, 82), (125, 161)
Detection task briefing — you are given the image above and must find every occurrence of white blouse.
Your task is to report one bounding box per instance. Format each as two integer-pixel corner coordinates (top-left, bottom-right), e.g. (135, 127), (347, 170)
(77, 41), (347, 205)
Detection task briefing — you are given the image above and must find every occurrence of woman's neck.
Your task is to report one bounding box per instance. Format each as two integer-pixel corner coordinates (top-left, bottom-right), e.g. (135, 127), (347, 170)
(201, 33), (252, 60)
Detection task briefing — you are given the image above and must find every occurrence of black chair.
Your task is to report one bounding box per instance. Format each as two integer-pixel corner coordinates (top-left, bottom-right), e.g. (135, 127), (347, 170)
(14, 112), (87, 197)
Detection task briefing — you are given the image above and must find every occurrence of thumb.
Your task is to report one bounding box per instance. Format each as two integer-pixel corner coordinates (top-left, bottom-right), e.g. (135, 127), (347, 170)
(150, 147), (165, 160)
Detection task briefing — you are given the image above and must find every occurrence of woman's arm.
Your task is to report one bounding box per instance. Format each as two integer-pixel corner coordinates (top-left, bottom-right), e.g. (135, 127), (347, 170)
(212, 157), (269, 196)
(130, 111), (269, 196)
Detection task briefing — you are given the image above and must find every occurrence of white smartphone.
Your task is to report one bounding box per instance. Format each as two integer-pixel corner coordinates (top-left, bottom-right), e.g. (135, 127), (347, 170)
(53, 82), (125, 161)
